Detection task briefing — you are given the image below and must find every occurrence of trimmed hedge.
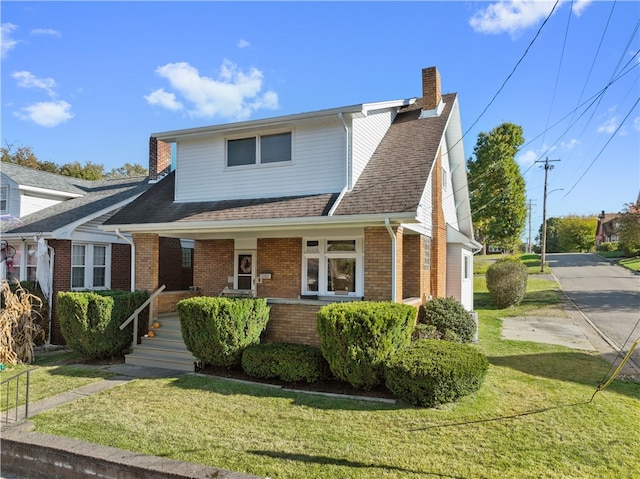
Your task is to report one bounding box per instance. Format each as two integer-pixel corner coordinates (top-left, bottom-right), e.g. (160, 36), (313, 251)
(316, 301), (416, 390)
(384, 339), (489, 407)
(486, 258), (528, 308)
(177, 296), (270, 367)
(58, 290), (148, 359)
(417, 297), (475, 343)
(242, 342), (330, 383)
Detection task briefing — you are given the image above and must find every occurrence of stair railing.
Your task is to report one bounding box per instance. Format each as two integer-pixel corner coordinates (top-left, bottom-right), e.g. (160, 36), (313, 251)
(120, 284), (166, 348)
(1, 368), (32, 424)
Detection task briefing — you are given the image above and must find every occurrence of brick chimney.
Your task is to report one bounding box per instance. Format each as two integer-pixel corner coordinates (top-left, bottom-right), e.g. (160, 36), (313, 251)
(149, 136), (172, 182)
(421, 66), (442, 113)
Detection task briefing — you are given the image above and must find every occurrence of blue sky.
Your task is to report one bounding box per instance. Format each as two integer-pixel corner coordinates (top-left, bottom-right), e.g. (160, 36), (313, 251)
(2, 1), (639, 232)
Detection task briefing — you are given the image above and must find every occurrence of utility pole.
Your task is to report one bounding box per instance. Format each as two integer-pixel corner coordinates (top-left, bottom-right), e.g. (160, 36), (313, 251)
(526, 199), (536, 253)
(536, 157), (560, 272)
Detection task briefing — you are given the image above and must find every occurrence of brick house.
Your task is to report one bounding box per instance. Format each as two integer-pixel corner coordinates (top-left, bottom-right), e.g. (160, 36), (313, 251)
(0, 162), (154, 344)
(103, 66), (482, 350)
(595, 210), (620, 246)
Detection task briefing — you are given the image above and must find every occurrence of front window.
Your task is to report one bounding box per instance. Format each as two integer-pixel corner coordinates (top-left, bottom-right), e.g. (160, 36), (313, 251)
(302, 238), (362, 297)
(227, 132), (292, 167)
(0, 187), (7, 213)
(71, 243), (110, 289)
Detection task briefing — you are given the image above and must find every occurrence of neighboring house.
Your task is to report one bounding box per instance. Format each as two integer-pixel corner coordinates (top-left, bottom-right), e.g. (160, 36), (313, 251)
(103, 66), (482, 348)
(0, 162), (153, 343)
(596, 210), (619, 246)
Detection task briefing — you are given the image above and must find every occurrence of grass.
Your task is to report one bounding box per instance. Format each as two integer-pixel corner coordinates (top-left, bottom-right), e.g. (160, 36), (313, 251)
(475, 253), (551, 275)
(619, 256), (640, 272)
(25, 279), (640, 479)
(0, 350), (114, 412)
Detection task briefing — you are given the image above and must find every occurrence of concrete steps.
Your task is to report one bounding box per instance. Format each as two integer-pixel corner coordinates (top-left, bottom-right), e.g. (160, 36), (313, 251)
(125, 313), (198, 372)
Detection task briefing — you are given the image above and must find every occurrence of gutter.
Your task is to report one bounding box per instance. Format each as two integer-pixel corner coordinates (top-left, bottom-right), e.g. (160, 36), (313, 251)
(384, 218), (397, 302)
(116, 228), (135, 292)
(328, 112), (350, 216)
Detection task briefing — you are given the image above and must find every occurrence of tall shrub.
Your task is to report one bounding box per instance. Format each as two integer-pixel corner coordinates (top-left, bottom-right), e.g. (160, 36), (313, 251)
(177, 297), (270, 367)
(486, 258), (528, 308)
(58, 290), (147, 359)
(316, 301), (416, 390)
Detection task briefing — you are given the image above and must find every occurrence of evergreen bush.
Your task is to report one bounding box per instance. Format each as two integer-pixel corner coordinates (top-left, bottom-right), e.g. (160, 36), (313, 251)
(486, 258), (528, 308)
(58, 290), (148, 359)
(177, 296), (270, 367)
(241, 342), (330, 383)
(384, 339), (489, 407)
(316, 301), (416, 390)
(417, 296), (475, 343)
(597, 242), (619, 252)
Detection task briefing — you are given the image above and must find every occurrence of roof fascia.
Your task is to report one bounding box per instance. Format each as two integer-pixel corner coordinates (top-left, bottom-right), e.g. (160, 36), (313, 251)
(153, 99), (415, 142)
(101, 212), (417, 236)
(18, 184), (83, 199)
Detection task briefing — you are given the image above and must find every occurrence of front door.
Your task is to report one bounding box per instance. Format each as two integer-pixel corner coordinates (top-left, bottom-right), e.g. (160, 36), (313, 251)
(236, 252), (254, 291)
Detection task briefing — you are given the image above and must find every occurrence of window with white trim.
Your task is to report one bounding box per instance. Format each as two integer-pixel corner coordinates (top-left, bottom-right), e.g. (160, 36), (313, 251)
(227, 132), (292, 167)
(0, 187), (7, 213)
(71, 243), (110, 289)
(302, 238), (363, 297)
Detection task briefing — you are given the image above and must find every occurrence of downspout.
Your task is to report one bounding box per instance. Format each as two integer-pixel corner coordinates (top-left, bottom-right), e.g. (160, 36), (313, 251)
(116, 228), (135, 292)
(384, 218), (397, 302)
(46, 245), (54, 344)
(328, 112), (350, 216)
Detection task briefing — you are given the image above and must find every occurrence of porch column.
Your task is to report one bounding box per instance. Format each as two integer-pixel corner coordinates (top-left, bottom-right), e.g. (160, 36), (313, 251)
(132, 233), (159, 292)
(364, 226), (403, 303)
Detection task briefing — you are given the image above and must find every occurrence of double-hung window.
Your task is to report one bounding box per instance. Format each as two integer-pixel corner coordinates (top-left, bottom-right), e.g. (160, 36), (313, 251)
(71, 243), (109, 289)
(0, 187), (7, 213)
(227, 132), (292, 167)
(303, 238), (363, 297)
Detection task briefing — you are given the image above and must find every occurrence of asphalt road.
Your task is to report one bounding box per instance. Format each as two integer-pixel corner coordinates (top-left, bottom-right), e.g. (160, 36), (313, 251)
(547, 252), (640, 367)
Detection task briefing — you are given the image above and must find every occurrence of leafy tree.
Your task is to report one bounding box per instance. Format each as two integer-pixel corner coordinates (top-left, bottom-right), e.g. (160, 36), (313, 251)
(557, 215), (597, 252)
(617, 199), (640, 255)
(2, 142), (147, 180)
(468, 123), (527, 253)
(536, 217), (561, 253)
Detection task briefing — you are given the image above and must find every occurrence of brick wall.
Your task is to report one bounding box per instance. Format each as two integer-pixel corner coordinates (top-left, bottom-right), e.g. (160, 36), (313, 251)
(256, 237), (301, 298)
(156, 290), (199, 314)
(364, 226), (402, 302)
(111, 243), (131, 291)
(264, 303), (321, 346)
(149, 137), (172, 181)
(133, 234), (159, 292)
(431, 152), (447, 297)
(193, 239), (234, 296)
(158, 237), (184, 291)
(49, 239), (71, 345)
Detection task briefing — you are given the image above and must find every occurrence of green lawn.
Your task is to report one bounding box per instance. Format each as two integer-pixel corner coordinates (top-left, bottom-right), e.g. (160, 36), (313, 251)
(27, 279), (640, 479)
(475, 253), (551, 275)
(619, 256), (640, 272)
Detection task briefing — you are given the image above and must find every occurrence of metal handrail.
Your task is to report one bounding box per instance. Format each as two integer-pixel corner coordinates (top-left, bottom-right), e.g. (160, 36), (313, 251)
(119, 284), (166, 347)
(1, 368), (32, 423)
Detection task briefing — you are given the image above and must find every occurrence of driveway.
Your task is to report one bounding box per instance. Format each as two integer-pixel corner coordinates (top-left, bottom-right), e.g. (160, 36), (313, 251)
(547, 252), (640, 370)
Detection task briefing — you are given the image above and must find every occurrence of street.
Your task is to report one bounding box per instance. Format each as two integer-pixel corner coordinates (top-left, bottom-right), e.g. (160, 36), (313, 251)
(547, 252), (640, 368)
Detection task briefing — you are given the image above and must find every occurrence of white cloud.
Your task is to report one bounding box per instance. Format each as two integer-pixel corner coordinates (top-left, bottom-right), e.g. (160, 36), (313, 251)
(144, 88), (183, 111)
(1, 23), (19, 58)
(597, 116), (619, 134)
(12, 71), (57, 97)
(31, 28), (61, 37)
(238, 39), (250, 49)
(561, 139), (580, 150)
(572, 0), (592, 17)
(15, 100), (74, 127)
(469, 1), (559, 36)
(633, 116), (640, 132)
(150, 60), (279, 120)
(517, 149), (538, 166)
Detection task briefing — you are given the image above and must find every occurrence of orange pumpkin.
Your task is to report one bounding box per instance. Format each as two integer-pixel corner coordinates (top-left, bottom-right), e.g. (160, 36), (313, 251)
(151, 321), (161, 329)
(147, 330), (155, 338)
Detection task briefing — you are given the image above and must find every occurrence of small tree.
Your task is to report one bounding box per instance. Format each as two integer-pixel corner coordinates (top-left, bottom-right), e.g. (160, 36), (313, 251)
(618, 200), (640, 255)
(557, 215), (597, 252)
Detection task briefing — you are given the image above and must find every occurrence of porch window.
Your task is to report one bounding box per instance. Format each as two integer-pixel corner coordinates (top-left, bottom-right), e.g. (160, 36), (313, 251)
(227, 132), (292, 167)
(302, 238), (362, 297)
(71, 243), (110, 289)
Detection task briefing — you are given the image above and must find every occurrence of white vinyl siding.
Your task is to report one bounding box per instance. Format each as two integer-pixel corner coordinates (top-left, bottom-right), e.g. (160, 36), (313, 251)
(175, 120), (346, 202)
(0, 186), (7, 213)
(446, 244), (473, 311)
(20, 193), (61, 217)
(351, 108), (396, 187)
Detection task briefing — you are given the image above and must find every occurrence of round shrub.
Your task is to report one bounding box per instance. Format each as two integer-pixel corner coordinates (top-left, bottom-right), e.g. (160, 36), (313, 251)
(597, 242), (618, 252)
(242, 342), (330, 383)
(384, 339), (489, 407)
(317, 301), (416, 390)
(177, 296), (270, 367)
(485, 258), (528, 308)
(417, 297), (475, 343)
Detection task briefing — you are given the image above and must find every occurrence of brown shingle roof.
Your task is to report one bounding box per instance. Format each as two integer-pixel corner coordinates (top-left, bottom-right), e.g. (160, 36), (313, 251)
(333, 93), (455, 216)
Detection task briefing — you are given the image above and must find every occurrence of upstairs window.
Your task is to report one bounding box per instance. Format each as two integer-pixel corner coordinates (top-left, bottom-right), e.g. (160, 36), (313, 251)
(0, 187), (7, 213)
(227, 132), (292, 167)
